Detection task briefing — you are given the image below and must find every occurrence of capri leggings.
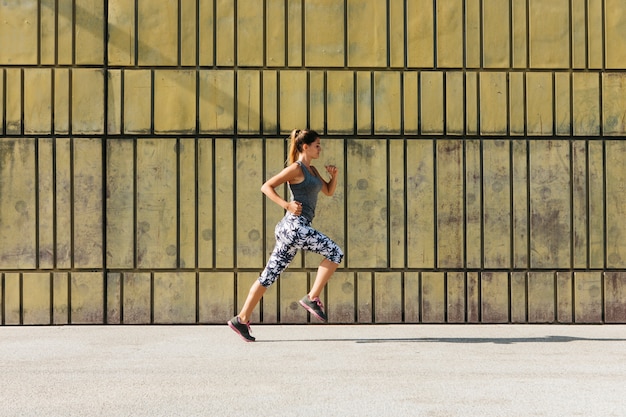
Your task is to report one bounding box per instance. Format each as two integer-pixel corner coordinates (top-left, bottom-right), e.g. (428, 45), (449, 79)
(258, 214), (344, 287)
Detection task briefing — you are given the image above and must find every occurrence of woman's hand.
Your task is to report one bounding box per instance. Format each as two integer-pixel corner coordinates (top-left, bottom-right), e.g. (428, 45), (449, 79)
(320, 165), (338, 196)
(286, 201), (303, 216)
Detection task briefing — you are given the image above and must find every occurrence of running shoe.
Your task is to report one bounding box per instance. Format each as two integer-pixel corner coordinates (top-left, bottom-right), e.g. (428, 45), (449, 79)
(227, 316), (255, 342)
(299, 295), (327, 322)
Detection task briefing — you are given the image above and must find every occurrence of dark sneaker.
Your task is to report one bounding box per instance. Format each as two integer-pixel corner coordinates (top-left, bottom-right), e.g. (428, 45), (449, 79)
(299, 295), (327, 322)
(227, 316), (255, 342)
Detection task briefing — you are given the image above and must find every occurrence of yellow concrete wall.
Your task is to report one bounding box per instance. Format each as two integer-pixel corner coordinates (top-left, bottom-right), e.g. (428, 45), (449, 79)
(1, 0), (626, 324)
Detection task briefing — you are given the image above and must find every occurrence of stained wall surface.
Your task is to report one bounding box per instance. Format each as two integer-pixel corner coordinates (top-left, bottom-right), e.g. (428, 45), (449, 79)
(1, 0), (626, 325)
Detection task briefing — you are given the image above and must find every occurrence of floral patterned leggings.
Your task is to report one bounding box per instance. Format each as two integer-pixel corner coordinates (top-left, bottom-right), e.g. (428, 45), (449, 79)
(258, 214), (344, 287)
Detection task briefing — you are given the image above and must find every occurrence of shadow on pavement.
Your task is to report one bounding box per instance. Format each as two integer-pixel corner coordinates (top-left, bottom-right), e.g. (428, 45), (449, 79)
(258, 336), (626, 344)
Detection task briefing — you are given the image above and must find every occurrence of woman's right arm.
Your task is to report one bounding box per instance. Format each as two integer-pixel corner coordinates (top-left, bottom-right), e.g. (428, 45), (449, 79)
(261, 164), (303, 215)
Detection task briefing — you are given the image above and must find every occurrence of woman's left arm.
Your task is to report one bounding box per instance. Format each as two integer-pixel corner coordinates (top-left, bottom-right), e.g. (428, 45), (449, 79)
(315, 165), (338, 196)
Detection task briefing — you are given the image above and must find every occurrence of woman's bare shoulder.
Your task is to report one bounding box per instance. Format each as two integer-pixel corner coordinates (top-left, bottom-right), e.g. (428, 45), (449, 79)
(268, 162), (303, 185)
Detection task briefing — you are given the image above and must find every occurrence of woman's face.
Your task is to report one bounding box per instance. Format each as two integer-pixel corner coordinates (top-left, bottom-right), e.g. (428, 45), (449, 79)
(304, 138), (321, 159)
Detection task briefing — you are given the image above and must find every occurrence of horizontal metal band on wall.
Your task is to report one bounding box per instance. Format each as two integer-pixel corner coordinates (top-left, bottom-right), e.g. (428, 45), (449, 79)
(2, 271), (626, 325)
(1, 68), (626, 137)
(1, 0), (625, 69)
(3, 137), (626, 271)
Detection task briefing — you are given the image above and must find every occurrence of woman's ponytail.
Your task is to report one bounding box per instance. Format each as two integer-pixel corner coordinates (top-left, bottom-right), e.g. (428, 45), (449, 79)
(287, 129), (319, 165)
(288, 129), (301, 165)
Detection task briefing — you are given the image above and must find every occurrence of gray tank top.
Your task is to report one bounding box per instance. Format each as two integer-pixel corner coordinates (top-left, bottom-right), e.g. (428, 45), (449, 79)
(288, 161), (323, 222)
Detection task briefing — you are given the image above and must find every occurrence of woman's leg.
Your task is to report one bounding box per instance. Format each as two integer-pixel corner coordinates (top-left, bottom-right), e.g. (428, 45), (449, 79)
(298, 226), (343, 301)
(237, 219), (299, 322)
(238, 243), (295, 323)
(237, 280), (267, 323)
(308, 258), (339, 300)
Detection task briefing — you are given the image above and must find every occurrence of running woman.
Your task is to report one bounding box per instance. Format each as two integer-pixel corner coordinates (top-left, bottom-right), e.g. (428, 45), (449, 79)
(228, 129), (344, 342)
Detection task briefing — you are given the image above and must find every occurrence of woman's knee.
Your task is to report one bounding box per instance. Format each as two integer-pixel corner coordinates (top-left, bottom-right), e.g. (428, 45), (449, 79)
(257, 276), (275, 288)
(327, 246), (343, 264)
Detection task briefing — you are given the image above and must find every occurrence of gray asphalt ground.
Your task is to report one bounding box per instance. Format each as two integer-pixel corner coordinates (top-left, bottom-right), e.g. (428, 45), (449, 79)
(1, 324), (625, 417)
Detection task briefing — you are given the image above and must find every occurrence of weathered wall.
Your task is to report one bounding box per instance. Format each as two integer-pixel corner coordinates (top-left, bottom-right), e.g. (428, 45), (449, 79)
(1, 0), (626, 325)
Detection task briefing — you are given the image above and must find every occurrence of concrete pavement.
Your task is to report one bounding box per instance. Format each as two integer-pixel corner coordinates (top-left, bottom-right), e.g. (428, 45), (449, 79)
(1, 324), (625, 416)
